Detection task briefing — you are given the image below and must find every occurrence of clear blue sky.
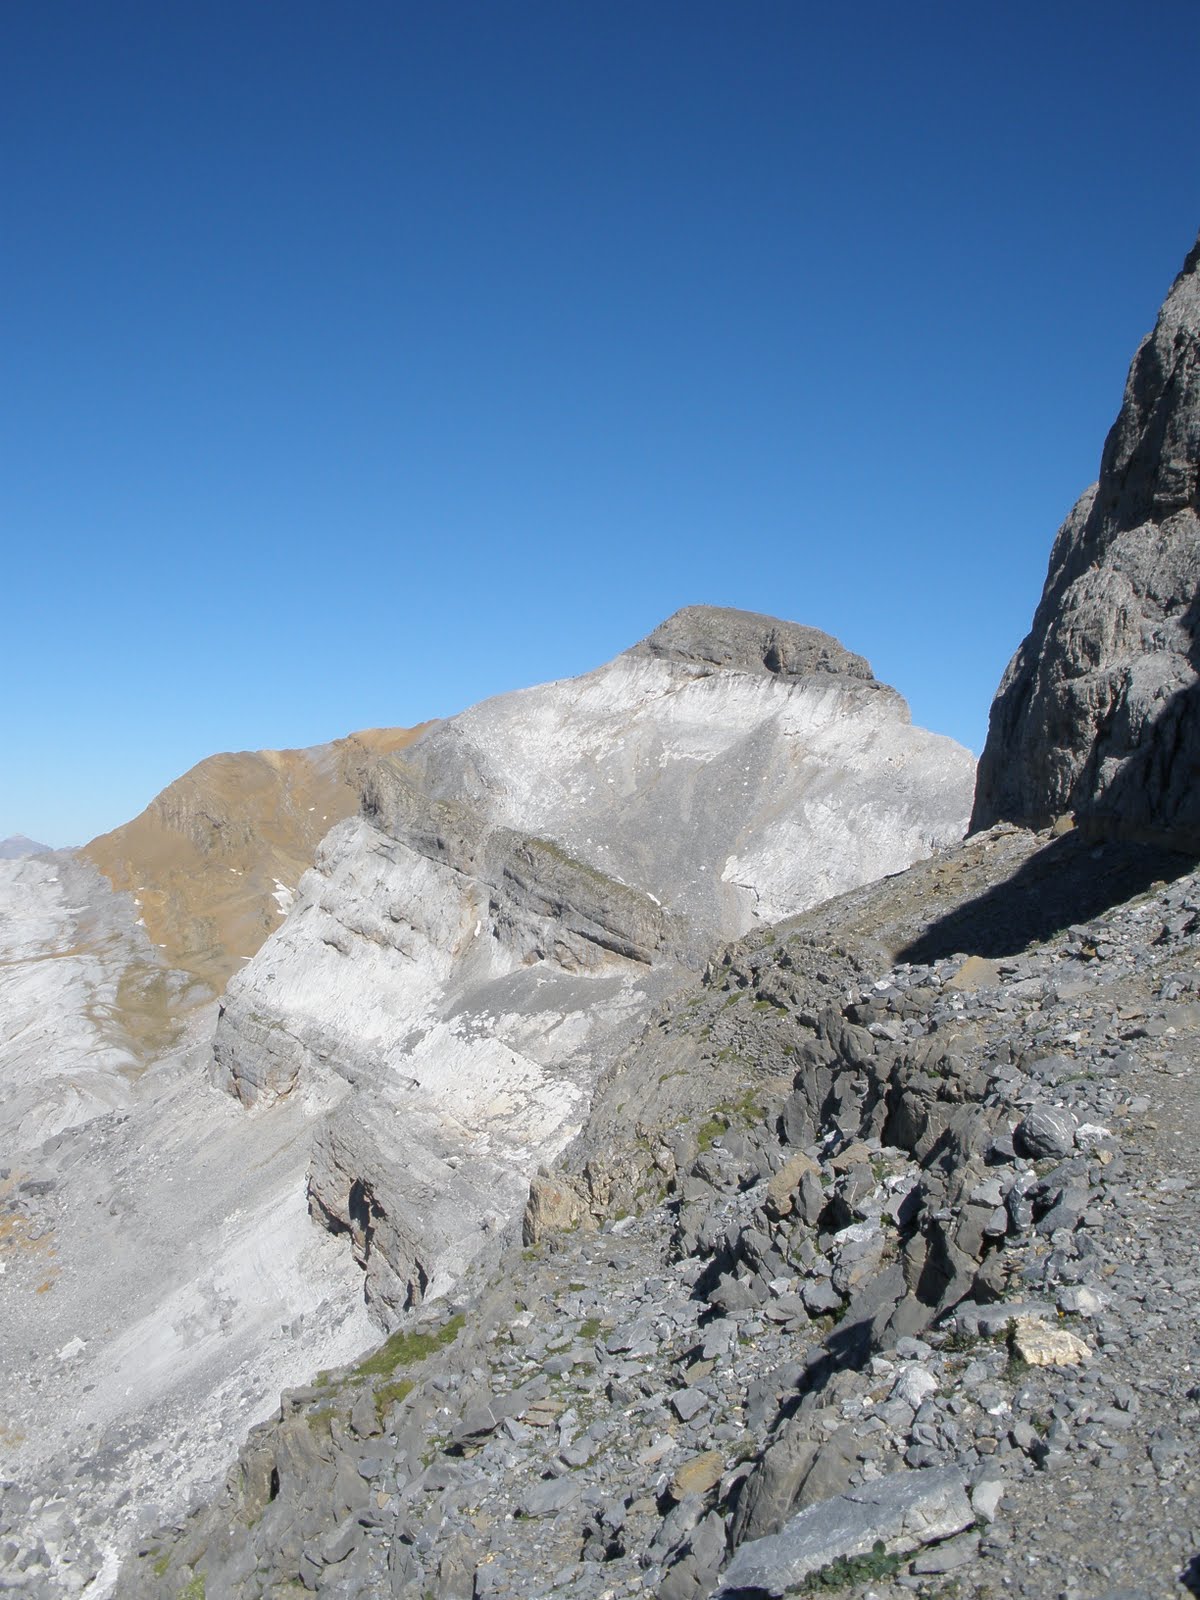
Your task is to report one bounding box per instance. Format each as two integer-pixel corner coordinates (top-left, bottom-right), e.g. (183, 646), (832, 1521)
(3, 3), (1198, 846)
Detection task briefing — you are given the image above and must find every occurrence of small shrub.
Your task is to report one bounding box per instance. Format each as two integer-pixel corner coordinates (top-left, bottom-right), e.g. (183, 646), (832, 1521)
(804, 1539), (903, 1589)
(696, 1117), (726, 1152)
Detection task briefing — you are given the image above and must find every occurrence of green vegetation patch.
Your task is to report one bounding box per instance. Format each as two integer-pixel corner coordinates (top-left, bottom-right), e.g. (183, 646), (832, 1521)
(374, 1377), (414, 1422)
(353, 1313), (465, 1381)
(940, 1328), (982, 1355)
(802, 1539), (904, 1590)
(696, 1117), (728, 1152)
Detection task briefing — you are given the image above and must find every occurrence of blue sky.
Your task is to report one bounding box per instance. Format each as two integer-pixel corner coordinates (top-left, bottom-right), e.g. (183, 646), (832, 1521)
(3, 3), (1199, 845)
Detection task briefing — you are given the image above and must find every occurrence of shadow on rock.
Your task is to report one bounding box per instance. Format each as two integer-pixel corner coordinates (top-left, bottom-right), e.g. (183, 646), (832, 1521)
(1079, 669), (1200, 853)
(898, 830), (1197, 965)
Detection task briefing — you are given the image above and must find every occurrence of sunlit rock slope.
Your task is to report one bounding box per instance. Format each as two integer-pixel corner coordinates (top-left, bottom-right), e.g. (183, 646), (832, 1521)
(214, 607), (975, 1324)
(83, 725), (427, 996)
(0, 852), (192, 1156)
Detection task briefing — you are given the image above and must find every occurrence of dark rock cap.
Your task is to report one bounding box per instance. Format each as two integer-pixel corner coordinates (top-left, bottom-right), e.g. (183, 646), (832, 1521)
(972, 227), (1200, 848)
(632, 605), (878, 685)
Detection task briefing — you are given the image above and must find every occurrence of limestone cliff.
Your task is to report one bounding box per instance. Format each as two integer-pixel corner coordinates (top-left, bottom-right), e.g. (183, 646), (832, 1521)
(972, 229), (1200, 846)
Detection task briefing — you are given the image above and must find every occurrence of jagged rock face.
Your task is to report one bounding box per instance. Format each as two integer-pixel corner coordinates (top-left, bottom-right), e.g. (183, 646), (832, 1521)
(214, 608), (974, 1323)
(83, 725), (426, 995)
(973, 231), (1200, 846)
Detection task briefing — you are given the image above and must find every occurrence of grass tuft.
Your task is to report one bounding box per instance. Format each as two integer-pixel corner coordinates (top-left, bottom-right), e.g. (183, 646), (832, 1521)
(374, 1377), (414, 1422)
(353, 1314), (465, 1381)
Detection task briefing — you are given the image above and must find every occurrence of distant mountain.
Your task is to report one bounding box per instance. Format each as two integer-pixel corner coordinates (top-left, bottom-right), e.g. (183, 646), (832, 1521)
(0, 834), (51, 858)
(82, 725), (430, 996)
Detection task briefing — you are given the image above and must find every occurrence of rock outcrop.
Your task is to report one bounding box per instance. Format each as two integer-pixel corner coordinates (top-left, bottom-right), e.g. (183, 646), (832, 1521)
(212, 607), (974, 1324)
(972, 229), (1200, 847)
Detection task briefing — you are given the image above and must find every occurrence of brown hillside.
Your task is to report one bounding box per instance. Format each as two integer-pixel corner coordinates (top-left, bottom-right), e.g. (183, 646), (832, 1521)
(83, 725), (430, 996)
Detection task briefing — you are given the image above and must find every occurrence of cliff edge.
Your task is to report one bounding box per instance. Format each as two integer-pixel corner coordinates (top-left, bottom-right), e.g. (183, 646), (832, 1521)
(972, 229), (1200, 847)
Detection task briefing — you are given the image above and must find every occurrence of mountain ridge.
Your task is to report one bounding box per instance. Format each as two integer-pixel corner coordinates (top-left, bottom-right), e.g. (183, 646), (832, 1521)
(0, 606), (974, 1600)
(0, 833), (52, 859)
(81, 723), (430, 996)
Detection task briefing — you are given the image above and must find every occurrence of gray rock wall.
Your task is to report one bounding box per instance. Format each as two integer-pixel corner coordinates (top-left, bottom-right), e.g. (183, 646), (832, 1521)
(972, 230), (1200, 846)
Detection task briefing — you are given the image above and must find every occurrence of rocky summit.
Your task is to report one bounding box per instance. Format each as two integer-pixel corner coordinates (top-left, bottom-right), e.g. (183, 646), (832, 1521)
(973, 228), (1200, 849)
(4, 230), (1200, 1600)
(211, 607), (970, 1323)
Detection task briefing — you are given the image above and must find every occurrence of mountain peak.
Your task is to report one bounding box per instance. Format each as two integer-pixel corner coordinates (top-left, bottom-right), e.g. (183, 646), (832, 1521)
(633, 605), (878, 684)
(0, 834), (52, 859)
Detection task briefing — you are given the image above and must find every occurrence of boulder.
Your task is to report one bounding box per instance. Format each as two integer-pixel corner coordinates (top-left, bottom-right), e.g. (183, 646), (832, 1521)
(718, 1467), (974, 1596)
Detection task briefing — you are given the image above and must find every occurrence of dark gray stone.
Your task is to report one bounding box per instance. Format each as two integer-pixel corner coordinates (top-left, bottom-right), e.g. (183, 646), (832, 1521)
(972, 229), (1200, 848)
(718, 1467), (974, 1596)
(1014, 1106), (1077, 1160)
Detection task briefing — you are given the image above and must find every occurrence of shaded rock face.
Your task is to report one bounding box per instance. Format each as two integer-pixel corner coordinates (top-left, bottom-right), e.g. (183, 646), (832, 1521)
(973, 230), (1200, 846)
(213, 607), (974, 1324)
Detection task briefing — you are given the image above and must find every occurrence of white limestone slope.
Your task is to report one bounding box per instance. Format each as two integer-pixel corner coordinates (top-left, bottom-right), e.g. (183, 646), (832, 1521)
(214, 609), (975, 1323)
(0, 1047), (376, 1596)
(0, 861), (379, 1593)
(417, 646), (970, 930)
(0, 854), (163, 1154)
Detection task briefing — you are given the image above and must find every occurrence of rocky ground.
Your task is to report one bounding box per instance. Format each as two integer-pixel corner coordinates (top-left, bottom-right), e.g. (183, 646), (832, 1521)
(58, 821), (1198, 1600)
